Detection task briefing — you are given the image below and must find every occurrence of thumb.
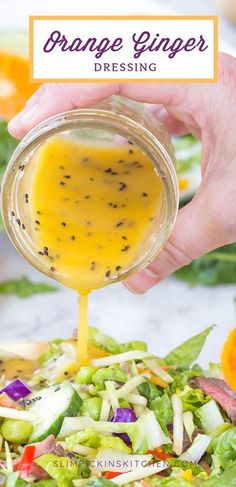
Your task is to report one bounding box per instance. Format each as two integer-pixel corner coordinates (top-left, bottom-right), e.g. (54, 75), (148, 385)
(125, 185), (230, 293)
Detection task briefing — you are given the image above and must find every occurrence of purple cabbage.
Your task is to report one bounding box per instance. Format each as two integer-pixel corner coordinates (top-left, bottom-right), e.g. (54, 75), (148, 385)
(111, 407), (137, 445)
(0, 379), (31, 401)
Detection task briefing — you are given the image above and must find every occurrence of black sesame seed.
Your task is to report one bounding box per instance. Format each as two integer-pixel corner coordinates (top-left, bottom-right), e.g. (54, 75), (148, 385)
(24, 194), (29, 203)
(116, 265), (122, 271)
(61, 222), (66, 227)
(64, 371), (68, 376)
(16, 218), (21, 226)
(90, 261), (96, 271)
(11, 211), (15, 217)
(64, 175), (71, 179)
(121, 245), (130, 252)
(122, 235), (127, 240)
(18, 164), (25, 172)
(129, 149), (133, 154)
(22, 224), (26, 230)
(70, 236), (75, 241)
(104, 167), (112, 173)
(105, 270), (111, 278)
(142, 192), (148, 197)
(128, 140), (134, 145)
(37, 211), (41, 215)
(35, 220), (40, 225)
(86, 232), (92, 237)
(85, 195), (91, 199)
(38, 251), (43, 256)
(50, 266), (56, 272)
(116, 221), (124, 227)
(89, 177), (94, 181)
(60, 181), (65, 186)
(118, 182), (127, 191)
(59, 165), (65, 170)
(82, 157), (89, 162)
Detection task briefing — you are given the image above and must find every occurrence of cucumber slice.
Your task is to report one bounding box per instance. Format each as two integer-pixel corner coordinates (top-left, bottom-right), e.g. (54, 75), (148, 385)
(27, 383), (82, 443)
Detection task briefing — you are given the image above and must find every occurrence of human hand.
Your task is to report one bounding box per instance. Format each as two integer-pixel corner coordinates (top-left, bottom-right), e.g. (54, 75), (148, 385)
(8, 52), (236, 293)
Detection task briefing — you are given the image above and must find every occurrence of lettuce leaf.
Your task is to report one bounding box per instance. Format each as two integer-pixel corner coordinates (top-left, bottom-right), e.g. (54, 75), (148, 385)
(66, 428), (101, 449)
(35, 454), (78, 487)
(150, 393), (173, 434)
(127, 410), (171, 454)
(0, 276), (58, 298)
(170, 365), (203, 393)
(211, 427), (236, 475)
(175, 244), (236, 286)
(165, 327), (213, 368)
(203, 462), (236, 486)
(89, 327), (146, 354)
(177, 385), (210, 412)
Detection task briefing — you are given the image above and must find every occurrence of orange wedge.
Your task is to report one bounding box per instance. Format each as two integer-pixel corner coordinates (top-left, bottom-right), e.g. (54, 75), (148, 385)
(221, 326), (236, 391)
(0, 51), (38, 120)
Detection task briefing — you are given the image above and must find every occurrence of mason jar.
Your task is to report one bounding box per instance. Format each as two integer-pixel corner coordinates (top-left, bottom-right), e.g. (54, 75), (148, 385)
(1, 95), (179, 290)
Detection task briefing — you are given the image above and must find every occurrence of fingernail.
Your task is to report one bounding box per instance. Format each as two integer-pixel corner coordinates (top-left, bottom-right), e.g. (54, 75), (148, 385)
(125, 267), (159, 294)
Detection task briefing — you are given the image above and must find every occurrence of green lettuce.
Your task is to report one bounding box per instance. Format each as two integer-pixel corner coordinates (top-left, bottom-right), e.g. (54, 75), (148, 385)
(165, 327), (213, 368)
(5, 473), (28, 487)
(100, 435), (131, 453)
(66, 429), (131, 454)
(177, 385), (210, 412)
(211, 427), (236, 475)
(195, 400), (225, 434)
(127, 410), (171, 454)
(86, 480), (117, 487)
(0, 276), (58, 298)
(66, 428), (100, 449)
(170, 365), (203, 392)
(35, 454), (78, 487)
(175, 244), (236, 286)
(92, 365), (127, 385)
(203, 462), (236, 486)
(89, 327), (146, 354)
(150, 393), (173, 434)
(138, 379), (162, 402)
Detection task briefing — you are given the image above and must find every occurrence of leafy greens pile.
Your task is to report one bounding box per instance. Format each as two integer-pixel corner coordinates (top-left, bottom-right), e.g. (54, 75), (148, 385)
(0, 326), (235, 486)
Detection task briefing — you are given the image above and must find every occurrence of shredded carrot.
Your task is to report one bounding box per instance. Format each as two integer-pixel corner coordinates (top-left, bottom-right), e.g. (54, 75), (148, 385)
(161, 365), (177, 370)
(137, 367), (168, 388)
(221, 326), (236, 391)
(148, 448), (173, 460)
(0, 393), (19, 409)
(149, 375), (169, 388)
(141, 480), (151, 487)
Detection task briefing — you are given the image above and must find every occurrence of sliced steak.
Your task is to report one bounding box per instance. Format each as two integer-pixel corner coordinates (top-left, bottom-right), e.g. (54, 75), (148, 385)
(190, 377), (236, 424)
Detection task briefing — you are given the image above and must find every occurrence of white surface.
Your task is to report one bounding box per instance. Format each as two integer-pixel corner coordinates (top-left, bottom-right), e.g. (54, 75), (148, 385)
(0, 0), (236, 365)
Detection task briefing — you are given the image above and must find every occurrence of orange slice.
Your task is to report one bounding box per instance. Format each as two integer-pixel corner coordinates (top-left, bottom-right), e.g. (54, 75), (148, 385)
(0, 51), (38, 121)
(221, 326), (236, 391)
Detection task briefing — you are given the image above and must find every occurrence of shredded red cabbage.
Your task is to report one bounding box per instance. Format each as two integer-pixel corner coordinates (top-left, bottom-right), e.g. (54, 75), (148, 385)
(111, 407), (137, 445)
(0, 379), (31, 401)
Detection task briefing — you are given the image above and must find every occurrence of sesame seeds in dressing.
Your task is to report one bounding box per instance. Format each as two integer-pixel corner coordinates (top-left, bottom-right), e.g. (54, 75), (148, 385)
(29, 136), (164, 364)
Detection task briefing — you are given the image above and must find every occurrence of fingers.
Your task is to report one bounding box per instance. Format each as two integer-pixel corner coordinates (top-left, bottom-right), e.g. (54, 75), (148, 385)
(8, 80), (193, 139)
(124, 182), (234, 294)
(8, 83), (119, 138)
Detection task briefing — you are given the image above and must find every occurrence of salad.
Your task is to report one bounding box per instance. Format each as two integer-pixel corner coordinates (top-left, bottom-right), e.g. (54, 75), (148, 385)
(0, 326), (235, 486)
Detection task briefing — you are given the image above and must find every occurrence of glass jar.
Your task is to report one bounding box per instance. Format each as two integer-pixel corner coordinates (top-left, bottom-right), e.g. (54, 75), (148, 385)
(1, 95), (179, 289)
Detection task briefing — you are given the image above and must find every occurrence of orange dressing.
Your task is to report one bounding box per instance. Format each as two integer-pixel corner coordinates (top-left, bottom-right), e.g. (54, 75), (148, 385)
(29, 136), (164, 365)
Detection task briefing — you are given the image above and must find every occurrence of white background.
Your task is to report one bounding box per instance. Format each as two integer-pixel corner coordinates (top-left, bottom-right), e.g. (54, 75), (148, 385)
(0, 0), (235, 366)
(32, 18), (215, 80)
